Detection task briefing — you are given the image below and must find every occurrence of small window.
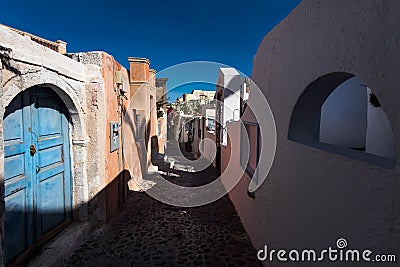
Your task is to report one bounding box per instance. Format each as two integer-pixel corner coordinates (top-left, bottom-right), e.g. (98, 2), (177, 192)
(207, 118), (215, 131)
(136, 115), (141, 140)
(133, 109), (143, 141)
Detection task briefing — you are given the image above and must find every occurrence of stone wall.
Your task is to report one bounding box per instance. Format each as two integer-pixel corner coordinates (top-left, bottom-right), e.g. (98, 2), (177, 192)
(0, 25), (144, 264)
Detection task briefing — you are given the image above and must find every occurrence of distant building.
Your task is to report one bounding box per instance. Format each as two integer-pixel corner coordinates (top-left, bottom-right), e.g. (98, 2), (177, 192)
(156, 78), (168, 110)
(127, 58), (167, 169)
(173, 89), (216, 145)
(155, 77), (168, 155)
(183, 89), (215, 102)
(202, 104), (216, 132)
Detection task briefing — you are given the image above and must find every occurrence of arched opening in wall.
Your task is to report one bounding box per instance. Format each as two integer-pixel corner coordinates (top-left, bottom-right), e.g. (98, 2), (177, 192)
(288, 72), (396, 168)
(3, 85), (73, 264)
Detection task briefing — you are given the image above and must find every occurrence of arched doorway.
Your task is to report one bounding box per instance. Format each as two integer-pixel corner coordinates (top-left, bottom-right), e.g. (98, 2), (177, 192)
(3, 86), (72, 264)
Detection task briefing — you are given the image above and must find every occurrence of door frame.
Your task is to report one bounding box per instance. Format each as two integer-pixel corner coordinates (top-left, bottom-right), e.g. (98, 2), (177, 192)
(3, 86), (74, 264)
(0, 80), (89, 265)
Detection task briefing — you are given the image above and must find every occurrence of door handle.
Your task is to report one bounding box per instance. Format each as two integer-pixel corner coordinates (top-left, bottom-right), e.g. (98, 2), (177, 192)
(36, 165), (41, 173)
(30, 144), (36, 156)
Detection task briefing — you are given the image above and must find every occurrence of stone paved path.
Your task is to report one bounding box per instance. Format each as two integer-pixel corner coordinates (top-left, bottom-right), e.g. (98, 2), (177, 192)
(64, 143), (262, 267)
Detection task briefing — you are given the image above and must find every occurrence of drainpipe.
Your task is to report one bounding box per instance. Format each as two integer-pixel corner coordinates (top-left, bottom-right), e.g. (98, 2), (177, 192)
(114, 64), (125, 173)
(118, 98), (123, 173)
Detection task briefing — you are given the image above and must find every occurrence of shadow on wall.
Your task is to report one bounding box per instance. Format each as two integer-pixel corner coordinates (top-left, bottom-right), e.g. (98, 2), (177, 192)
(288, 72), (396, 168)
(4, 170), (130, 265)
(122, 106), (150, 174)
(3, 86), (73, 265)
(151, 136), (159, 158)
(123, 104), (165, 174)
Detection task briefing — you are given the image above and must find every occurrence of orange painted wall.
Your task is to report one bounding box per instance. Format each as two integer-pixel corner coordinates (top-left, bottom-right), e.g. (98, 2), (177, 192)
(102, 53), (120, 185)
(100, 52), (143, 220)
(129, 59), (149, 82)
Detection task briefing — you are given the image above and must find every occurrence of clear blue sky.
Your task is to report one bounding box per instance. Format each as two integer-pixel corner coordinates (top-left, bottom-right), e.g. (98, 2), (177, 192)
(0, 0), (301, 100)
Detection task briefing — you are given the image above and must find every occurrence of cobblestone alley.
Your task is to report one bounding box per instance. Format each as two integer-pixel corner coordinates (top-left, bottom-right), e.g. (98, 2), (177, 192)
(63, 143), (262, 267)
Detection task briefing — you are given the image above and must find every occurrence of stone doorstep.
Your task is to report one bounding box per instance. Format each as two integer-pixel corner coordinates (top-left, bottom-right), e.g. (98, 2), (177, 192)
(29, 222), (90, 267)
(147, 164), (159, 174)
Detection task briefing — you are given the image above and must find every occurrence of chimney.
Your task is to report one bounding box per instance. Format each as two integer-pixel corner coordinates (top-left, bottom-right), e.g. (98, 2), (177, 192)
(149, 69), (156, 88)
(56, 40), (67, 54)
(127, 57), (150, 98)
(128, 57), (150, 82)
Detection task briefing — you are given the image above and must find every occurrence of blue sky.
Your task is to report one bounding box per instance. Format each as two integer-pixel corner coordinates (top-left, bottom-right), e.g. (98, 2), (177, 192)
(0, 0), (301, 100)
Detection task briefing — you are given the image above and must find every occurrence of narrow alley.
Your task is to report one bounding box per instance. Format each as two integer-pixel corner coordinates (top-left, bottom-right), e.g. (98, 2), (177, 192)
(63, 142), (261, 267)
(3, 2), (400, 266)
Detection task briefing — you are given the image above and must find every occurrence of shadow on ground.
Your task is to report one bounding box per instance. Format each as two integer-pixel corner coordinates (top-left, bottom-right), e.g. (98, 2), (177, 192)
(64, 143), (261, 267)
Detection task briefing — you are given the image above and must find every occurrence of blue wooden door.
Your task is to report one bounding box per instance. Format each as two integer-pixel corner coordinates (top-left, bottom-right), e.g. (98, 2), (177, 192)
(4, 86), (72, 263)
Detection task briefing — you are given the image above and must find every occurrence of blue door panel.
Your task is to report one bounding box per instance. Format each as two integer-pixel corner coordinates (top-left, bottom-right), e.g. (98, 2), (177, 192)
(4, 176), (29, 197)
(38, 173), (65, 234)
(4, 90), (34, 264)
(38, 145), (63, 168)
(33, 90), (71, 240)
(4, 86), (72, 263)
(36, 136), (63, 150)
(36, 97), (62, 137)
(4, 190), (29, 262)
(4, 143), (26, 158)
(36, 164), (64, 181)
(33, 89), (72, 243)
(3, 94), (24, 141)
(4, 154), (25, 180)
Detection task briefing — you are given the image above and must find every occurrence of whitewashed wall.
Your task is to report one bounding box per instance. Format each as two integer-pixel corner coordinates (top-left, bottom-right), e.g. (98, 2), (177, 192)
(319, 77), (367, 149)
(226, 2), (400, 267)
(366, 87), (396, 158)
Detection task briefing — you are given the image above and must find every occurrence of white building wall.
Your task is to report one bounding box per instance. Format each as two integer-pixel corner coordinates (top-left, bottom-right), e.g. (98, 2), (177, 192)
(366, 87), (396, 158)
(225, 1), (400, 264)
(217, 68), (243, 145)
(319, 76), (367, 149)
(201, 131), (216, 164)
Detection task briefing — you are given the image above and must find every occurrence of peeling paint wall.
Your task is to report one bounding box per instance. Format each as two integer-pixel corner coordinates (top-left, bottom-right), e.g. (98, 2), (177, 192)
(68, 51), (144, 222)
(0, 25), (94, 264)
(0, 25), (144, 264)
